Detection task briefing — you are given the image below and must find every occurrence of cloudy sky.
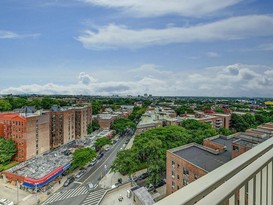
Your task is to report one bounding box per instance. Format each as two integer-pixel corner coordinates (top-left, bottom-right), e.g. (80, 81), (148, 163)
(0, 0), (273, 97)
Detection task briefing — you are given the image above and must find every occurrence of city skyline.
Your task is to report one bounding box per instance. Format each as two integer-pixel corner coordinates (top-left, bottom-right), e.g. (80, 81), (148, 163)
(1, 0), (273, 97)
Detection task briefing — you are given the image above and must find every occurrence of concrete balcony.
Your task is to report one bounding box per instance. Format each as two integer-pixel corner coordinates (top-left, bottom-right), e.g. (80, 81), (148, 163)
(156, 137), (273, 205)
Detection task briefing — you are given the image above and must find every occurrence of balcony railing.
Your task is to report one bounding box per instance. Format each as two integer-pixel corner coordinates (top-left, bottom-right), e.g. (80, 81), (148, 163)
(156, 137), (273, 205)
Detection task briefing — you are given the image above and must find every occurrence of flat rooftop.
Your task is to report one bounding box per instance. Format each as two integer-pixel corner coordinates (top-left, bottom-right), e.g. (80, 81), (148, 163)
(236, 134), (264, 143)
(233, 139), (257, 148)
(6, 137), (94, 180)
(211, 136), (239, 153)
(173, 144), (231, 172)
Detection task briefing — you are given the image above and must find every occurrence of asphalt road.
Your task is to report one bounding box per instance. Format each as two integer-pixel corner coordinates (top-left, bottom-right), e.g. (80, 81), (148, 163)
(48, 131), (133, 205)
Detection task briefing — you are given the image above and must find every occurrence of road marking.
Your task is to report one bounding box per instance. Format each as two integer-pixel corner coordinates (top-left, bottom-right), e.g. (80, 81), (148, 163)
(74, 181), (83, 184)
(80, 138), (126, 186)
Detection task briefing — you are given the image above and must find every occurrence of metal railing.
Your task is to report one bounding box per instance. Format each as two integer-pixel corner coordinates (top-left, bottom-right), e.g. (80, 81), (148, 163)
(156, 137), (273, 205)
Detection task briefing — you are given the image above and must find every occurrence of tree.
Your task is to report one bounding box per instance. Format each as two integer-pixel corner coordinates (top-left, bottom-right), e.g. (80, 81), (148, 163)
(71, 148), (96, 170)
(92, 100), (102, 115)
(111, 118), (136, 134)
(87, 121), (100, 134)
(0, 138), (17, 165)
(218, 128), (235, 136)
(175, 106), (194, 115)
(0, 99), (12, 112)
(95, 137), (112, 150)
(146, 139), (165, 190)
(111, 149), (139, 176)
(214, 107), (225, 113)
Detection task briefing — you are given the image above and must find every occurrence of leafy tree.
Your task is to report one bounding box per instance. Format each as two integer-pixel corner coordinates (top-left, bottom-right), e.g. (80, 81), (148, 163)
(87, 121), (100, 134)
(71, 148), (96, 170)
(175, 106), (194, 115)
(214, 107), (225, 113)
(41, 97), (60, 109)
(111, 149), (139, 176)
(0, 99), (12, 111)
(0, 138), (17, 164)
(146, 139), (165, 190)
(128, 106), (147, 122)
(218, 128), (235, 136)
(92, 100), (102, 115)
(111, 118), (136, 134)
(95, 137), (112, 150)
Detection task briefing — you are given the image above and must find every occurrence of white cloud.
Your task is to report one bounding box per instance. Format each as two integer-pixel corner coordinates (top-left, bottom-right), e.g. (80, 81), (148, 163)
(1, 64), (273, 97)
(258, 43), (273, 51)
(206, 52), (220, 58)
(83, 0), (242, 17)
(78, 72), (97, 85)
(0, 30), (40, 39)
(76, 15), (273, 49)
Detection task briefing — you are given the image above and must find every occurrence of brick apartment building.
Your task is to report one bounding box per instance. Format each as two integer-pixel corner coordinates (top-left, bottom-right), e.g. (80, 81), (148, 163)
(0, 105), (92, 162)
(50, 105), (92, 149)
(0, 112), (50, 162)
(166, 123), (273, 196)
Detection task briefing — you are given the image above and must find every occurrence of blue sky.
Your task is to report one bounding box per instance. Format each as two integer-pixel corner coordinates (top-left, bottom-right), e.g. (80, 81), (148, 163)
(0, 0), (273, 97)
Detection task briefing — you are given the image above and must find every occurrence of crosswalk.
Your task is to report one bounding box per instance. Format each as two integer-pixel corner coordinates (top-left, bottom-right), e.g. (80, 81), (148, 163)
(42, 186), (89, 204)
(81, 189), (107, 205)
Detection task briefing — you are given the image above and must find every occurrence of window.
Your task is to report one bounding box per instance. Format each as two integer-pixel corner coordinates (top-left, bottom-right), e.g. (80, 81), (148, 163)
(183, 168), (189, 176)
(233, 146), (239, 152)
(183, 179), (189, 186)
(177, 164), (180, 168)
(172, 160), (175, 165)
(194, 175), (198, 180)
(177, 186), (180, 190)
(177, 174), (180, 180)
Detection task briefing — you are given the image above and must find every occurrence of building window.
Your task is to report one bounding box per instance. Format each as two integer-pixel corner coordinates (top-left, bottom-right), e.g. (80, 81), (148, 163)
(183, 168), (189, 176)
(177, 186), (180, 190)
(194, 175), (198, 180)
(172, 160), (175, 165)
(177, 174), (180, 180)
(233, 146), (239, 152)
(183, 179), (189, 186)
(177, 164), (180, 168)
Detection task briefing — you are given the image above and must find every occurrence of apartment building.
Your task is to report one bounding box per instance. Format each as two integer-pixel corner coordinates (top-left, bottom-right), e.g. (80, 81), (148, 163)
(165, 123), (272, 196)
(0, 112), (50, 162)
(50, 105), (92, 149)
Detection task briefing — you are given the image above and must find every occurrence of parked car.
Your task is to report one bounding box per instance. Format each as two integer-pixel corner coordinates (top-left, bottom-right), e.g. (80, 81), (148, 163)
(76, 170), (86, 179)
(63, 176), (75, 187)
(145, 184), (154, 192)
(89, 159), (97, 166)
(96, 153), (104, 160)
(155, 179), (166, 188)
(137, 172), (149, 181)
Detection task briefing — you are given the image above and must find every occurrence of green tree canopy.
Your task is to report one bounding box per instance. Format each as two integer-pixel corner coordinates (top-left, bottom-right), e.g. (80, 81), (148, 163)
(111, 118), (136, 134)
(95, 137), (112, 149)
(0, 138), (17, 165)
(0, 99), (12, 112)
(111, 149), (139, 176)
(87, 121), (100, 134)
(71, 148), (96, 170)
(92, 100), (102, 115)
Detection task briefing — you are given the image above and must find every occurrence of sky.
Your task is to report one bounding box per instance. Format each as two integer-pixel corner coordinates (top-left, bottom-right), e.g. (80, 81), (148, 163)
(0, 0), (273, 97)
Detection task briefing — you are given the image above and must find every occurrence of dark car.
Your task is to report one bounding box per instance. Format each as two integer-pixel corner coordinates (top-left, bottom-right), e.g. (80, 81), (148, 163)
(137, 172), (149, 181)
(155, 179), (166, 188)
(63, 176), (75, 187)
(96, 153), (104, 160)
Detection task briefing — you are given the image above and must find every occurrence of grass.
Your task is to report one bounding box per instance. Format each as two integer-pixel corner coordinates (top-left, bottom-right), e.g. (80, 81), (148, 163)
(0, 161), (19, 172)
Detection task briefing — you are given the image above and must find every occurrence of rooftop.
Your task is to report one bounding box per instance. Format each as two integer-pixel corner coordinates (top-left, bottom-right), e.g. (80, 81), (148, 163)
(6, 137), (94, 180)
(133, 187), (155, 205)
(211, 136), (239, 153)
(233, 139), (258, 148)
(173, 143), (231, 172)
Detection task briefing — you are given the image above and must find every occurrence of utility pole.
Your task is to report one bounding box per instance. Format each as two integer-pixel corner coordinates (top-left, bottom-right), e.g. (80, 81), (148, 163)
(17, 180), (19, 205)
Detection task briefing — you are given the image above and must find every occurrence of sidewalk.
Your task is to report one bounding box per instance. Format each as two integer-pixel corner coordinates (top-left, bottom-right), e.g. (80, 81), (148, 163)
(0, 174), (69, 205)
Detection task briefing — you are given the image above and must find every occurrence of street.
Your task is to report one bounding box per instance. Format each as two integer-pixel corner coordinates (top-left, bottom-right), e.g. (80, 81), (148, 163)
(43, 130), (133, 205)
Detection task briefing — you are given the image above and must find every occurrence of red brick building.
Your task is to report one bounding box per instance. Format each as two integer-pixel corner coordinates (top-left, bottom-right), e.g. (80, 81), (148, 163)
(0, 112), (50, 162)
